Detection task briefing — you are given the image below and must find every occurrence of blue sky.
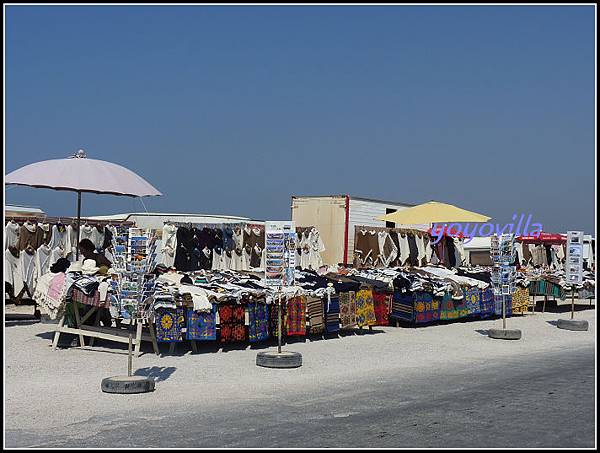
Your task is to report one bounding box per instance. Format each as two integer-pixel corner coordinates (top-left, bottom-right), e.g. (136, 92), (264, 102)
(5, 5), (596, 233)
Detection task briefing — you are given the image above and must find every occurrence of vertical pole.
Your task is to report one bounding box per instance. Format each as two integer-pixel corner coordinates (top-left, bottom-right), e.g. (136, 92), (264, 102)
(128, 333), (133, 377)
(277, 291), (282, 354)
(75, 191), (82, 260)
(502, 295), (506, 330)
(571, 288), (575, 320)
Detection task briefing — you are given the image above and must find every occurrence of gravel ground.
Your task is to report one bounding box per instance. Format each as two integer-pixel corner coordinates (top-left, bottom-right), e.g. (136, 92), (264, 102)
(4, 304), (596, 447)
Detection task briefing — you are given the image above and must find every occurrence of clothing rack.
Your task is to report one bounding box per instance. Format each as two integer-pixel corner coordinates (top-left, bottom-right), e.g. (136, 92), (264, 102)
(354, 225), (429, 237)
(5, 215), (134, 227)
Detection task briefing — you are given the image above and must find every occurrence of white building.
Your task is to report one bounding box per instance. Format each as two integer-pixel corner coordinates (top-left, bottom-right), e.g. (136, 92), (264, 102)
(86, 212), (262, 230)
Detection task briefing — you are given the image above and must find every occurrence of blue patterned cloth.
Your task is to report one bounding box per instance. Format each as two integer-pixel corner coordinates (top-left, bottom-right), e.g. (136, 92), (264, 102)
(464, 288), (482, 317)
(325, 296), (340, 333)
(479, 288), (495, 319)
(248, 302), (269, 343)
(155, 308), (185, 343)
(187, 306), (217, 341)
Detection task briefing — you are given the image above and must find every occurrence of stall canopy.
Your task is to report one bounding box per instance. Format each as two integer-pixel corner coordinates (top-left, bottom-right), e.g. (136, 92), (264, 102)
(378, 201), (491, 225)
(5, 149), (162, 256)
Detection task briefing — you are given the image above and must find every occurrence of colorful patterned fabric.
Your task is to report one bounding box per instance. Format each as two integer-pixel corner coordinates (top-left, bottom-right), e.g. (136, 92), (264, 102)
(464, 287), (481, 317)
(71, 287), (107, 308)
(325, 295), (340, 333)
(440, 292), (469, 320)
(512, 287), (529, 314)
(306, 296), (324, 334)
(187, 306), (217, 341)
(219, 303), (247, 343)
(414, 291), (440, 324)
(479, 288), (495, 318)
(391, 291), (414, 322)
(155, 307), (185, 342)
(339, 291), (356, 328)
(248, 302), (269, 343)
(355, 288), (376, 327)
(269, 302), (285, 339)
(373, 292), (392, 326)
(286, 296), (306, 336)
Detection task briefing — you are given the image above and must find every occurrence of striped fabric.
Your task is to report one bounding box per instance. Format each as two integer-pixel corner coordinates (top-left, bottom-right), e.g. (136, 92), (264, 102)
(306, 296), (324, 334)
(391, 291), (414, 322)
(71, 287), (107, 308)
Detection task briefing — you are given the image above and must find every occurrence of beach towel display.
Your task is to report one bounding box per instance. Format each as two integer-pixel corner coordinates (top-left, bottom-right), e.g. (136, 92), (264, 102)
(391, 291), (414, 322)
(339, 291), (356, 328)
(464, 287), (482, 317)
(218, 303), (247, 343)
(187, 306), (217, 341)
(324, 295), (340, 333)
(414, 291), (440, 324)
(511, 286), (529, 314)
(248, 301), (269, 343)
(306, 296), (324, 334)
(155, 307), (185, 343)
(355, 288), (376, 327)
(286, 296), (306, 336)
(373, 292), (392, 326)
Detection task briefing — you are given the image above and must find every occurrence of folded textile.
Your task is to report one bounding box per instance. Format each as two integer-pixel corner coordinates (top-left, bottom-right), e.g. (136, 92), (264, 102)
(34, 272), (68, 320)
(391, 291), (414, 322)
(414, 291), (439, 324)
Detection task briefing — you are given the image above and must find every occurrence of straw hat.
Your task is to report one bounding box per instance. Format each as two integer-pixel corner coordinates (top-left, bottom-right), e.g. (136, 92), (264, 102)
(81, 259), (100, 275)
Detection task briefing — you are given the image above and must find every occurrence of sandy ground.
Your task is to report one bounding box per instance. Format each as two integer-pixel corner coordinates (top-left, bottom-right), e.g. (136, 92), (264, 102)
(4, 302), (596, 447)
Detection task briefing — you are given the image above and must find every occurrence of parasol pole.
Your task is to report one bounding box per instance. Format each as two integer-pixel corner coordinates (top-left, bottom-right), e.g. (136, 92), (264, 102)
(76, 191), (82, 260)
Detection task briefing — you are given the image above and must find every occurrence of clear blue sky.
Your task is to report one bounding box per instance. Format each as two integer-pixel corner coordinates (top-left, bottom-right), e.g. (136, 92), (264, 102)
(5, 5), (596, 233)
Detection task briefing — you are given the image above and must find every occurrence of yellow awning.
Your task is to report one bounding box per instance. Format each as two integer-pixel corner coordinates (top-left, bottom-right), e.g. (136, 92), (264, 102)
(377, 201), (491, 224)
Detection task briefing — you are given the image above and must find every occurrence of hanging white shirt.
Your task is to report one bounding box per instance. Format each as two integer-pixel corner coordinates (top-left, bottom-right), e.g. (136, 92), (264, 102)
(4, 221), (20, 250)
(5, 249), (24, 297)
(19, 249), (37, 297)
(35, 244), (52, 283)
(415, 234), (426, 266)
(398, 233), (410, 266)
(161, 224), (178, 268)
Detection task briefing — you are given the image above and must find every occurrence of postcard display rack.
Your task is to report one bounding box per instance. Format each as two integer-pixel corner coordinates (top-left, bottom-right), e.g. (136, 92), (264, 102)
(51, 228), (160, 356)
(490, 233), (517, 328)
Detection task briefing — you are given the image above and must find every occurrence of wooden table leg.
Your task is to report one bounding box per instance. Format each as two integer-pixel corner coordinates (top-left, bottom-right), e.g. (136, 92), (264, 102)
(88, 309), (102, 347)
(191, 340), (198, 353)
(543, 295), (547, 314)
(72, 301), (85, 347)
(148, 321), (160, 355)
(168, 343), (176, 354)
(52, 315), (65, 351)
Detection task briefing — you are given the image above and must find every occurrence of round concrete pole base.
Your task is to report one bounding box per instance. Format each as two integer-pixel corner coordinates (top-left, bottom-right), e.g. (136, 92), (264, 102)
(488, 328), (522, 340)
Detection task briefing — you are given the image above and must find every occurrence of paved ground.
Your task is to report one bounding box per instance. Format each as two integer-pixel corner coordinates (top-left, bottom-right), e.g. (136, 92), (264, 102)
(4, 304), (596, 448)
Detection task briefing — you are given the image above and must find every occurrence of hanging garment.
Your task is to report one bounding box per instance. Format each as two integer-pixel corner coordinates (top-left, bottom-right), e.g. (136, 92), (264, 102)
(372, 292), (392, 326)
(218, 303), (247, 343)
(389, 232), (402, 267)
(17, 221), (40, 251)
(414, 291), (440, 324)
(520, 242), (532, 265)
(5, 247), (24, 298)
(354, 229), (371, 268)
(5, 221), (20, 250)
(355, 288), (377, 327)
(307, 228), (326, 270)
(19, 248), (37, 297)
(250, 227), (264, 269)
(248, 302), (269, 343)
(286, 296), (306, 336)
(187, 306), (217, 341)
(378, 231), (398, 268)
(79, 224), (96, 247)
(48, 224), (70, 258)
(406, 235), (419, 266)
(37, 223), (52, 247)
(66, 224), (79, 260)
(339, 291), (356, 328)
(398, 233), (410, 266)
(299, 230), (311, 270)
(34, 244), (52, 283)
(155, 307), (185, 342)
(325, 295), (340, 333)
(306, 296), (324, 334)
(453, 237), (465, 267)
(101, 226), (114, 251)
(415, 234), (426, 267)
(424, 236), (433, 264)
(161, 224), (178, 268)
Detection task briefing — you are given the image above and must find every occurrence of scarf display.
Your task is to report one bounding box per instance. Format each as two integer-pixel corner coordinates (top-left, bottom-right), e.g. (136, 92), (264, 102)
(248, 302), (269, 343)
(306, 296), (324, 334)
(339, 291), (356, 328)
(355, 288), (376, 327)
(187, 306), (217, 341)
(155, 307), (185, 342)
(218, 303), (246, 343)
(286, 296), (306, 336)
